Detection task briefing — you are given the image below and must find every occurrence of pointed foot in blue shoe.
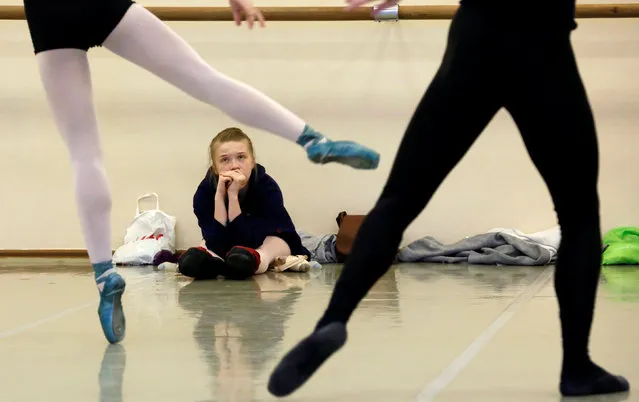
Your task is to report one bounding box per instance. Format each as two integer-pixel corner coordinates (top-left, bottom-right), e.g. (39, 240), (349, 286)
(97, 272), (126, 344)
(306, 140), (380, 170)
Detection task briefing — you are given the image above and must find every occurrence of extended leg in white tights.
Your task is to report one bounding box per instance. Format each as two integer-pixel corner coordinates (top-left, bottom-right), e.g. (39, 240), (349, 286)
(103, 4), (305, 141)
(101, 4), (380, 170)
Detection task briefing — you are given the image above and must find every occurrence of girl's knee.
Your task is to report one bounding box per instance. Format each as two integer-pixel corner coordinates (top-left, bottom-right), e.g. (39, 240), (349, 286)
(259, 236), (292, 257)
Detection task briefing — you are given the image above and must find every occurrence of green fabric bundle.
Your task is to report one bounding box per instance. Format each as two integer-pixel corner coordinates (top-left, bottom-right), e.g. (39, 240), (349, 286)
(602, 226), (639, 265)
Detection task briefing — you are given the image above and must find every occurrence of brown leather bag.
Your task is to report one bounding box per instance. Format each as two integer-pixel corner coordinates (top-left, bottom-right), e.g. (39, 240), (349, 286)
(335, 211), (366, 262)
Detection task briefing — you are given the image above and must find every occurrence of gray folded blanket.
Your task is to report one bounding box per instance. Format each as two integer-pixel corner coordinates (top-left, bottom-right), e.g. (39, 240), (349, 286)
(297, 230), (340, 264)
(298, 226), (562, 267)
(396, 227), (561, 266)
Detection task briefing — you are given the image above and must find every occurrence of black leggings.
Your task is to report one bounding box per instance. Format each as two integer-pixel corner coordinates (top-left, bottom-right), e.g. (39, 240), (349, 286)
(318, 4), (601, 370)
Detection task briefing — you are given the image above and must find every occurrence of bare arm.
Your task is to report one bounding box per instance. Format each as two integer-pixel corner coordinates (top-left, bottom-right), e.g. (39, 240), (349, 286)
(214, 195), (228, 226)
(214, 174), (233, 226)
(228, 193), (242, 222)
(226, 170), (246, 222)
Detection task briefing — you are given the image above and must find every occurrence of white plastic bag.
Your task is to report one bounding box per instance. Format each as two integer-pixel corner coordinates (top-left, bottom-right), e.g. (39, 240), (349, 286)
(112, 193), (177, 266)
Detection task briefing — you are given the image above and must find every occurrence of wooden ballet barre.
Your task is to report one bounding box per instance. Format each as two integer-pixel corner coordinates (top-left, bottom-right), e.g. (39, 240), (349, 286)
(0, 4), (638, 21)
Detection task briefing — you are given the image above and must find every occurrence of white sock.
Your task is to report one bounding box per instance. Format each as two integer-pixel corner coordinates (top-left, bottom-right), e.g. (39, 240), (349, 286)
(102, 4), (307, 143)
(36, 49), (113, 265)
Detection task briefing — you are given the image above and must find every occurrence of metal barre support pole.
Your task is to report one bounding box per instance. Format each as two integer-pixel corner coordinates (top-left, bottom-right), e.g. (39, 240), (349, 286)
(0, 4), (637, 21)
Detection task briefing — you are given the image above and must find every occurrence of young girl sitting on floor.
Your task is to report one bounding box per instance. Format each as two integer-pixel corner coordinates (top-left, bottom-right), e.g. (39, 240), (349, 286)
(178, 127), (312, 280)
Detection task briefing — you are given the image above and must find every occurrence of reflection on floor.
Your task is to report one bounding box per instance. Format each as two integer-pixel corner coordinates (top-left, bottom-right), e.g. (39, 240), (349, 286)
(0, 258), (635, 402)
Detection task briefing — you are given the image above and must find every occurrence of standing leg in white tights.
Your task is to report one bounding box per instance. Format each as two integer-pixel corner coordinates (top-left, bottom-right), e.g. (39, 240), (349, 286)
(36, 49), (126, 345)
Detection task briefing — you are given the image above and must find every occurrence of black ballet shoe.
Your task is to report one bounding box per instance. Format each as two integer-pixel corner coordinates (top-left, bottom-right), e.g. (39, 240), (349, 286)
(560, 368), (630, 397)
(177, 247), (226, 280)
(223, 246), (260, 280)
(268, 322), (347, 397)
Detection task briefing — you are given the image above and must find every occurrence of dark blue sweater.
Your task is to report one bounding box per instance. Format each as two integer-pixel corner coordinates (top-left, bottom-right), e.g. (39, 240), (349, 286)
(193, 164), (310, 259)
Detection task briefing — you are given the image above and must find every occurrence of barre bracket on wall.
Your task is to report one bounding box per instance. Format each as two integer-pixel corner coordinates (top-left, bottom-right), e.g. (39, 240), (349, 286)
(373, 5), (399, 22)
